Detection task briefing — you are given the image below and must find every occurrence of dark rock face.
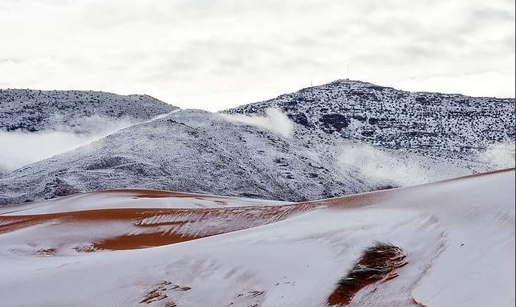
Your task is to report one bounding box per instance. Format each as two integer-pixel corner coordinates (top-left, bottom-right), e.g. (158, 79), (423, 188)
(320, 114), (349, 133)
(368, 118), (379, 125)
(288, 113), (311, 127)
(361, 130), (375, 137)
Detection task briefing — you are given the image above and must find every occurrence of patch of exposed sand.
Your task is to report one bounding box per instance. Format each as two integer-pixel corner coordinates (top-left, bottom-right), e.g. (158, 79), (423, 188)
(139, 280), (191, 306)
(327, 243), (408, 306)
(98, 189), (209, 199)
(1, 168), (513, 255)
(411, 299), (429, 307)
(0, 204), (318, 252)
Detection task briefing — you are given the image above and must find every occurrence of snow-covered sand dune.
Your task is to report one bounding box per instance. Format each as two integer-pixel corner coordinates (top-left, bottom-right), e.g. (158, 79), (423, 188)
(0, 169), (514, 307)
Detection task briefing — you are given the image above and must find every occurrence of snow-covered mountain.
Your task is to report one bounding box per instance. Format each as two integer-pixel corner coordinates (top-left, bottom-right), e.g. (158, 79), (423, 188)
(0, 89), (177, 133)
(226, 79), (515, 160)
(0, 81), (514, 206)
(0, 110), (383, 206)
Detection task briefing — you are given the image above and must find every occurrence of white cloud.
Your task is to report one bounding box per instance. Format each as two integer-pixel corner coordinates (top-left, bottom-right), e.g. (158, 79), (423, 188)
(0, 0), (514, 111)
(221, 108), (294, 138)
(0, 117), (136, 173)
(479, 142), (516, 170)
(337, 143), (456, 187)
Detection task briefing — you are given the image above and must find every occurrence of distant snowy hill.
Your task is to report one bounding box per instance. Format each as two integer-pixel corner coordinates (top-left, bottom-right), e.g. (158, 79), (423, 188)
(226, 79), (515, 160)
(0, 89), (177, 133)
(0, 89), (178, 173)
(0, 81), (514, 206)
(0, 110), (381, 206)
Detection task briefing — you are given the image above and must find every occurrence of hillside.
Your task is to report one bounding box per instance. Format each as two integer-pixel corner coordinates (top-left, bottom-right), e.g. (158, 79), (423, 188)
(0, 110), (380, 206)
(0, 80), (514, 206)
(225, 80), (515, 158)
(0, 89), (177, 133)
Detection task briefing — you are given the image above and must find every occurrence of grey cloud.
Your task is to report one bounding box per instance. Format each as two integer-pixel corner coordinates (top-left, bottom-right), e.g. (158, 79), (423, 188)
(0, 0), (513, 110)
(502, 35), (516, 51)
(470, 7), (515, 22)
(0, 58), (24, 64)
(174, 0), (295, 17)
(137, 39), (284, 81)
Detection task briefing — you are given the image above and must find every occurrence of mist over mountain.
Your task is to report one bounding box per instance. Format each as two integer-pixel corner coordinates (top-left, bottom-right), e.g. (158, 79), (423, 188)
(0, 89), (177, 172)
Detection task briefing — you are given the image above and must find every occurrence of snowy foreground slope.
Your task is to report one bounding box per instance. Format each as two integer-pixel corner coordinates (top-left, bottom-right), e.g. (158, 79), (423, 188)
(0, 169), (514, 307)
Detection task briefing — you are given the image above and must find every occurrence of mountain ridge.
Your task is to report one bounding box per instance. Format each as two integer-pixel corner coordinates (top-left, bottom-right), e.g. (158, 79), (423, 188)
(225, 79), (514, 155)
(0, 80), (514, 206)
(0, 89), (178, 133)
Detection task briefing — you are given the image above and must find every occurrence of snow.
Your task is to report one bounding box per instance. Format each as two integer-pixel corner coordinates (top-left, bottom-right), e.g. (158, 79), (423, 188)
(0, 89), (177, 173)
(0, 110), (380, 206)
(0, 89), (177, 133)
(1, 80), (514, 206)
(0, 190), (291, 216)
(0, 169), (513, 307)
(227, 79), (515, 175)
(0, 80), (514, 305)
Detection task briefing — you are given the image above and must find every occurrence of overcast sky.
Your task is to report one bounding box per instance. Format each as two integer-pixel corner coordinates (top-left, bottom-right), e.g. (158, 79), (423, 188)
(0, 0), (514, 111)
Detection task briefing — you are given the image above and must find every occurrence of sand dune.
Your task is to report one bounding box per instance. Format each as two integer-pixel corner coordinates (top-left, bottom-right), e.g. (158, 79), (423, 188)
(0, 205), (313, 252)
(0, 169), (514, 307)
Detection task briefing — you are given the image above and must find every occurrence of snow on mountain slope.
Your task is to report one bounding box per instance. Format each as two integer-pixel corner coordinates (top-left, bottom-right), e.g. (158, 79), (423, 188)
(0, 89), (178, 173)
(1, 81), (513, 205)
(225, 79), (515, 164)
(0, 110), (381, 206)
(0, 89), (177, 133)
(0, 169), (513, 307)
